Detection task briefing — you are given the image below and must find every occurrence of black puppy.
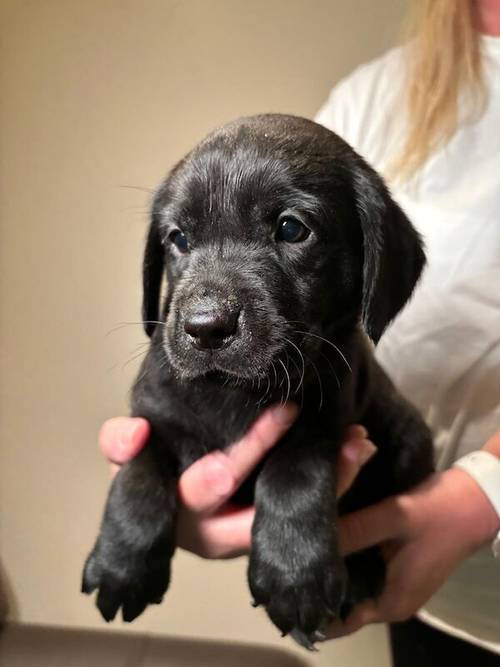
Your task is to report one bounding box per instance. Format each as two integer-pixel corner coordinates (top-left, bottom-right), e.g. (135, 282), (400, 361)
(83, 114), (434, 648)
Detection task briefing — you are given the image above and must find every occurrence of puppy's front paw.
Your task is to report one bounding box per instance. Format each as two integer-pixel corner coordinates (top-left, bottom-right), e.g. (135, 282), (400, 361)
(82, 535), (171, 623)
(248, 527), (347, 650)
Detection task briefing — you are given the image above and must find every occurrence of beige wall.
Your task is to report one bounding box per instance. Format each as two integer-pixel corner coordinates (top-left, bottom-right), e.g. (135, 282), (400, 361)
(0, 1), (406, 664)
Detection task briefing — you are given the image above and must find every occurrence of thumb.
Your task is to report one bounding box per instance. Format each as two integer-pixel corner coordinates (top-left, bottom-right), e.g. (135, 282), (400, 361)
(326, 599), (380, 638)
(99, 417), (150, 466)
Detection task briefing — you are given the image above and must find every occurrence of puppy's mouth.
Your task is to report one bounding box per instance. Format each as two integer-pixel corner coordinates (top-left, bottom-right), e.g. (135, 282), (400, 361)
(163, 301), (288, 383)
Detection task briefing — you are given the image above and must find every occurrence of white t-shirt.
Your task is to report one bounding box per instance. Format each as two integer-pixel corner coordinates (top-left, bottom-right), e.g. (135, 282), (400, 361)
(316, 37), (500, 652)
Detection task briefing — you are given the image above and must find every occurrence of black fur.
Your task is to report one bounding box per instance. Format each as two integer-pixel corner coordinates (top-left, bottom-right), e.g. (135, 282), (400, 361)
(82, 114), (434, 648)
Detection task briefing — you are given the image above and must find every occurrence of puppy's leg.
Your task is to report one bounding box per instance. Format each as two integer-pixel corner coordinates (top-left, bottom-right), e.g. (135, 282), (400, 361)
(82, 446), (176, 622)
(340, 362), (434, 614)
(362, 361), (435, 494)
(248, 432), (346, 649)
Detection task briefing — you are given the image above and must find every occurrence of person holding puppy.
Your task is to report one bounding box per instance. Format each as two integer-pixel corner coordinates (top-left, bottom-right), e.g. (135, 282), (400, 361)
(313, 1), (500, 664)
(100, 0), (500, 664)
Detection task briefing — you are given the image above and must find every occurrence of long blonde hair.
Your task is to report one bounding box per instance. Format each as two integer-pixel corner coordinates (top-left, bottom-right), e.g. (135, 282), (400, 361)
(388, 0), (486, 181)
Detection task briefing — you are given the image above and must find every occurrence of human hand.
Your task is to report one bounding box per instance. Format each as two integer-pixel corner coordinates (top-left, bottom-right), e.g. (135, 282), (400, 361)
(327, 437), (500, 637)
(99, 409), (376, 559)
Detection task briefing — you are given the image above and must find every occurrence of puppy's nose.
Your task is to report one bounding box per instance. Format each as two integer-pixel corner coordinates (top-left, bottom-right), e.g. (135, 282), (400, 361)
(184, 307), (240, 350)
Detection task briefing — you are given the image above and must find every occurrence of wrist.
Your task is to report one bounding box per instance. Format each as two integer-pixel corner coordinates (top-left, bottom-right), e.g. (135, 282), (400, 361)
(446, 467), (500, 551)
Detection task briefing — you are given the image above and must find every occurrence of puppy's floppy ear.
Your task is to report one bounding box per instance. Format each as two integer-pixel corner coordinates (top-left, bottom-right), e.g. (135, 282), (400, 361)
(142, 212), (164, 337)
(352, 162), (426, 343)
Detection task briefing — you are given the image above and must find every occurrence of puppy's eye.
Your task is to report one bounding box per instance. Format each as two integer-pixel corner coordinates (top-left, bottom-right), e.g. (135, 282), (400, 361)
(276, 216), (310, 244)
(168, 230), (188, 253)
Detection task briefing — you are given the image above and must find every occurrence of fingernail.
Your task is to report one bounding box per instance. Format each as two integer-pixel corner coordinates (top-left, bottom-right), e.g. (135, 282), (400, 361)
(343, 440), (377, 466)
(270, 402), (299, 424)
(118, 420), (142, 450)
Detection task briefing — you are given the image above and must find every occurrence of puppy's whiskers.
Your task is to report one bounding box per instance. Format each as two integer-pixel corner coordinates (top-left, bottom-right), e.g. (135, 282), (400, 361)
(283, 337), (306, 395)
(292, 329), (352, 374)
(283, 346), (305, 409)
(106, 321), (164, 336)
(121, 345), (150, 371)
(318, 350), (341, 390)
(309, 357), (324, 412)
(283, 336), (328, 411)
(136, 346), (168, 385)
(118, 184), (155, 194)
(271, 361), (278, 387)
(256, 362), (276, 408)
(256, 371), (273, 408)
(277, 358), (291, 406)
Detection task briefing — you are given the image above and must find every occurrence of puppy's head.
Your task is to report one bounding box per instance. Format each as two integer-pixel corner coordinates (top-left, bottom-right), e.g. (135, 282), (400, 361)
(142, 114), (425, 383)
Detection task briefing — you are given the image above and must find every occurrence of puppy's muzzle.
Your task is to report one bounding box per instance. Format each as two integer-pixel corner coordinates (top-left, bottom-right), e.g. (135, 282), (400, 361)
(184, 302), (241, 351)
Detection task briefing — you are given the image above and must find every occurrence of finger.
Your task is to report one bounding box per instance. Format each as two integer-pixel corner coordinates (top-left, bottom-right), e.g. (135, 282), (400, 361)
(99, 417), (150, 465)
(224, 402), (299, 484)
(345, 424), (368, 440)
(179, 402), (298, 515)
(336, 438), (377, 498)
(177, 505), (255, 558)
(339, 496), (406, 555)
(326, 600), (380, 638)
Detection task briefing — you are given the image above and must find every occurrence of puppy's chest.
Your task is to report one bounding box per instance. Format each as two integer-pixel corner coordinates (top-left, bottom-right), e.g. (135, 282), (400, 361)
(185, 385), (262, 447)
(183, 376), (346, 445)
(153, 381), (262, 471)
(136, 345), (359, 472)
(178, 385), (343, 459)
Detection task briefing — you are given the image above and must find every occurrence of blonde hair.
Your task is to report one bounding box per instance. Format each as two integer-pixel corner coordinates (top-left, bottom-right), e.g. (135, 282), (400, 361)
(388, 0), (486, 182)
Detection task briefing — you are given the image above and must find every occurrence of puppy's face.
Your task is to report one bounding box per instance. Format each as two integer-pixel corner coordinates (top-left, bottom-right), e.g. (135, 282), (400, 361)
(143, 115), (425, 384)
